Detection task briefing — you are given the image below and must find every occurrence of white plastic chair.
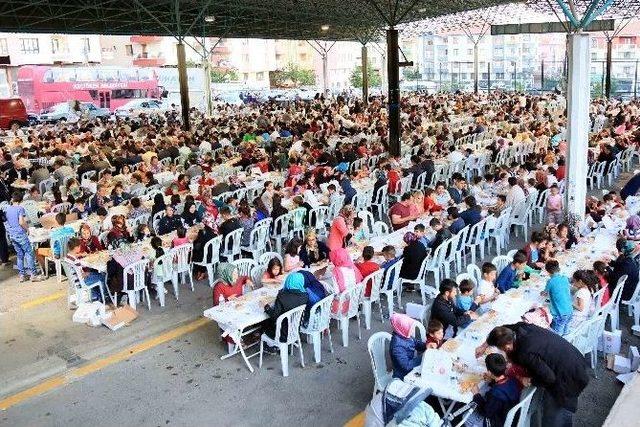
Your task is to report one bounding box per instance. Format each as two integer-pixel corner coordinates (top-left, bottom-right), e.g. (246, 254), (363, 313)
(258, 251), (284, 268)
(221, 228), (243, 261)
(232, 258), (257, 287)
(380, 260), (403, 321)
(367, 331), (392, 399)
(171, 243), (195, 298)
(401, 255), (434, 307)
(606, 276), (626, 331)
(61, 260), (109, 307)
(492, 255), (512, 277)
(361, 269), (385, 329)
(372, 221), (389, 237)
(371, 185), (389, 220)
(122, 259), (151, 310)
(487, 207), (511, 254)
(467, 264), (482, 290)
(330, 282), (365, 347)
(258, 304), (306, 377)
(192, 236), (221, 288)
(509, 199), (529, 238)
(289, 207), (307, 240)
(308, 206), (329, 237)
(51, 202), (71, 214)
(357, 210), (376, 238)
(503, 387), (538, 427)
(240, 223), (271, 258)
(300, 293), (335, 363)
(151, 252), (174, 307)
(621, 271), (640, 323)
(44, 234), (73, 282)
(506, 249), (518, 259)
(271, 213), (292, 254)
(565, 315), (601, 373)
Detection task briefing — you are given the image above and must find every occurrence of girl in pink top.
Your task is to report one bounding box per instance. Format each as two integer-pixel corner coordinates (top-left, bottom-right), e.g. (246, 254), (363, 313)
(546, 184), (563, 224)
(171, 227), (190, 248)
(327, 205), (355, 252)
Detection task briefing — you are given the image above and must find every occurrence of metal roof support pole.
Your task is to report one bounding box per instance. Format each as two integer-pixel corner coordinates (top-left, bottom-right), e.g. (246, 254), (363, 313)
(361, 45), (369, 104)
(565, 32), (590, 219)
(473, 43), (479, 94)
(605, 37), (612, 98)
(387, 27), (400, 157)
(202, 39), (213, 116)
(177, 39), (191, 131)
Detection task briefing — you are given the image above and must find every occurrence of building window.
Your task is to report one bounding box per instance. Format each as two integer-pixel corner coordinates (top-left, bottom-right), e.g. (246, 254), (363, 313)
(300, 53), (307, 61)
(256, 71), (264, 80)
(51, 38), (61, 53)
(496, 72), (504, 79)
(125, 44), (133, 56)
(623, 51), (633, 59)
(20, 38), (40, 54)
(0, 38), (8, 55)
(467, 49), (472, 55)
(242, 54), (249, 63)
(453, 49), (459, 55)
(82, 37), (91, 53)
(243, 73), (249, 81)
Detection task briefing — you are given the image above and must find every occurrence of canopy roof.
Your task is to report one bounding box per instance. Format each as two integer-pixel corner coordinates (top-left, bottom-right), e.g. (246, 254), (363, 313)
(0, 0), (518, 41)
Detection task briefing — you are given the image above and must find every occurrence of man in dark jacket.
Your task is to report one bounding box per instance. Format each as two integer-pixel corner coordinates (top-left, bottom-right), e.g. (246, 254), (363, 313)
(479, 322), (590, 427)
(430, 279), (477, 336)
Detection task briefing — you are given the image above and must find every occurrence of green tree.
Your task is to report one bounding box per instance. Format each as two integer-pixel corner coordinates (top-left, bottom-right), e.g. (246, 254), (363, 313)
(269, 62), (316, 87)
(403, 67), (421, 81)
(210, 68), (238, 83)
(350, 60), (382, 88)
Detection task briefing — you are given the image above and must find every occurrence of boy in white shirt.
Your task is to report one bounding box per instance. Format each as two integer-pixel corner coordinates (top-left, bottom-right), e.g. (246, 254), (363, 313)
(477, 262), (500, 308)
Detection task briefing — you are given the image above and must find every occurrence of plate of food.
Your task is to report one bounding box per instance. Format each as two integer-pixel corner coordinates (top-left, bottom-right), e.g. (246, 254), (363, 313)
(441, 340), (461, 353)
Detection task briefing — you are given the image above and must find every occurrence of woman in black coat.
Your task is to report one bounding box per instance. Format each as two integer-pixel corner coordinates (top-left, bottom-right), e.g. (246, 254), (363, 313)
(262, 272), (308, 342)
(609, 238), (640, 301)
(399, 232), (429, 281)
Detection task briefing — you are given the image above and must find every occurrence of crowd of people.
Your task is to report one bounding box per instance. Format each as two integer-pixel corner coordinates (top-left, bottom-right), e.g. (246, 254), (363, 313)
(2, 90), (640, 426)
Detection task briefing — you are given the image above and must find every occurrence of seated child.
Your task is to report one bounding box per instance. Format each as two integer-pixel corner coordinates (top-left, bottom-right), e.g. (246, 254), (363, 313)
(469, 353), (521, 427)
(425, 319), (445, 349)
(477, 262), (500, 306)
(355, 246), (381, 297)
(171, 226), (190, 248)
(455, 279), (481, 312)
(496, 252), (527, 293)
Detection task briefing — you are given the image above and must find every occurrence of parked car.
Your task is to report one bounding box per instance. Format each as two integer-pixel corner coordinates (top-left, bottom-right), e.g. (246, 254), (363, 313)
(38, 102), (110, 123)
(0, 98), (29, 129)
(114, 99), (163, 118)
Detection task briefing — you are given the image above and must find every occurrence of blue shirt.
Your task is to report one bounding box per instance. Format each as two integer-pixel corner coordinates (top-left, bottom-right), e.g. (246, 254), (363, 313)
(456, 294), (474, 311)
(5, 205), (28, 237)
(449, 218), (465, 235)
(50, 226), (75, 257)
(496, 265), (518, 293)
(545, 273), (573, 317)
(530, 248), (539, 263)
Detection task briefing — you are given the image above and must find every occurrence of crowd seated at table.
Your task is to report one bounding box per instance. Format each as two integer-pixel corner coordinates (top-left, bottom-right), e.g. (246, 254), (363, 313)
(1, 91), (640, 425)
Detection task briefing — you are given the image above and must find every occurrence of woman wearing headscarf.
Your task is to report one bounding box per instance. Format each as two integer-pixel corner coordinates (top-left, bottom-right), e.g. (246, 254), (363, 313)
(151, 193), (166, 218)
(262, 272), (309, 341)
(327, 205), (355, 252)
(181, 201), (199, 227)
(389, 312), (425, 379)
(330, 247), (363, 314)
(213, 263), (251, 305)
(609, 238), (640, 301)
(624, 215), (640, 241)
(399, 232), (429, 282)
(299, 229), (330, 267)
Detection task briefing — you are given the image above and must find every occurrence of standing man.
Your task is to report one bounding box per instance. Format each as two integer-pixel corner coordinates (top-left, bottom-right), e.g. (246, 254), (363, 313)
(476, 323), (589, 426)
(5, 192), (43, 281)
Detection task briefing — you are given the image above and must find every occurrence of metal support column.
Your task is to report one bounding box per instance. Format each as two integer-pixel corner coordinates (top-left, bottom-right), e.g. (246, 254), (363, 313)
(605, 38), (613, 98)
(361, 45), (369, 103)
(177, 40), (190, 130)
(487, 62), (491, 94)
(635, 60), (638, 99)
(541, 60), (545, 93)
(202, 38), (212, 116)
(565, 33), (590, 219)
(473, 44), (479, 94)
(387, 28), (400, 157)
(322, 53), (329, 96)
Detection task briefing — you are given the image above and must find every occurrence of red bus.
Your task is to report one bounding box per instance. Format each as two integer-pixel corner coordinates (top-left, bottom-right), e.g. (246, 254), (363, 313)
(17, 65), (162, 113)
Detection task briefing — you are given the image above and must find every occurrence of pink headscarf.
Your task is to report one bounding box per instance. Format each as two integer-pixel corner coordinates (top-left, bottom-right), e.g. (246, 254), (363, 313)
(390, 313), (415, 339)
(330, 247), (363, 292)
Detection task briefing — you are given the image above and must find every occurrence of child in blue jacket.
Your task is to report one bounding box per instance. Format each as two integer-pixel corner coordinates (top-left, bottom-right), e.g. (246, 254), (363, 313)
(471, 353), (521, 427)
(389, 313), (426, 379)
